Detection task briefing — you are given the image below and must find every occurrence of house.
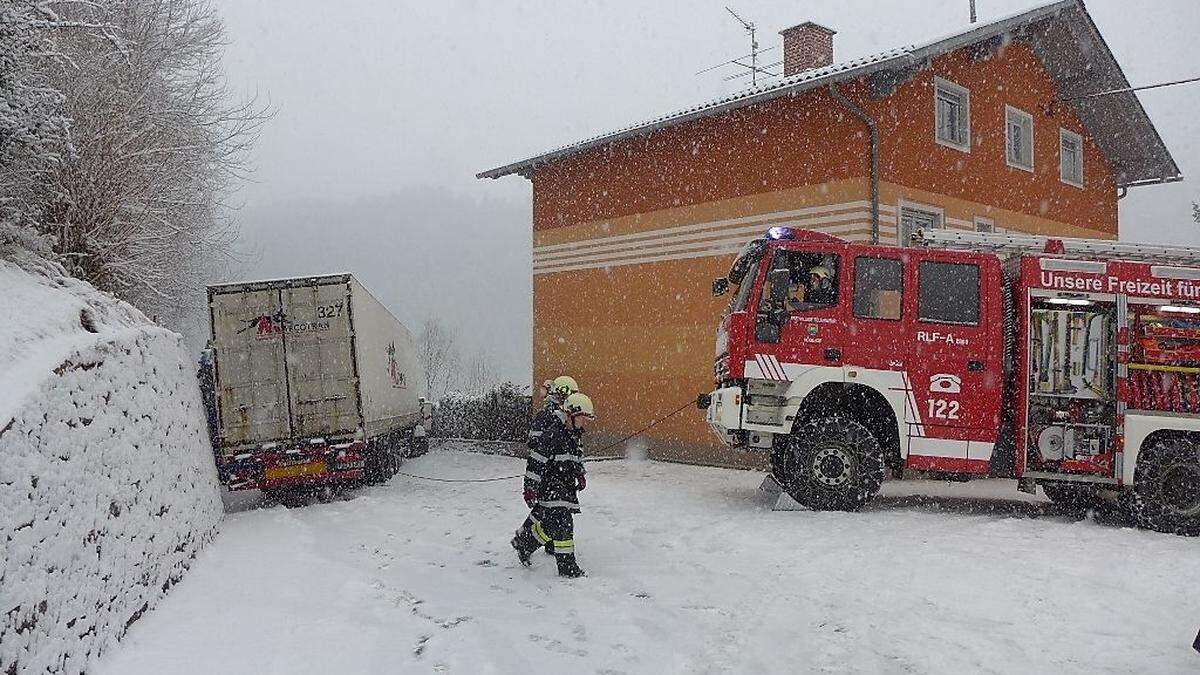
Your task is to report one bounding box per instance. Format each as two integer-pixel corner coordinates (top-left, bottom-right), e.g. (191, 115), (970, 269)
(478, 0), (1181, 466)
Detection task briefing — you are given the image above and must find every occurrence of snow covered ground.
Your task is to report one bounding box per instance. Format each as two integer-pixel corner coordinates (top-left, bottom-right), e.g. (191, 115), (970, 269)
(96, 446), (1200, 674)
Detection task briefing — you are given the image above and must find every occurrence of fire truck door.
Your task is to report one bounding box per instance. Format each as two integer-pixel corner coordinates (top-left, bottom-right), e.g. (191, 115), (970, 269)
(907, 258), (1002, 467)
(751, 246), (847, 381)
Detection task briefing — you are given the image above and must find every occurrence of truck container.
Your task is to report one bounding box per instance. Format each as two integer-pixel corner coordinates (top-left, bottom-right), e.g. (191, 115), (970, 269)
(701, 227), (1200, 536)
(206, 273), (429, 502)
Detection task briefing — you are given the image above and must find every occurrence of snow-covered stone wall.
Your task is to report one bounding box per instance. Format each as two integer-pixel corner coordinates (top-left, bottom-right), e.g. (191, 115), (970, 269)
(0, 256), (223, 674)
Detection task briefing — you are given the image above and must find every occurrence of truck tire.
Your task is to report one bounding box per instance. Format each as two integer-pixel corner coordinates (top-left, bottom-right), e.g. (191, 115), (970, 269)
(409, 434), (429, 458)
(776, 414), (884, 512)
(364, 445), (398, 485)
(1124, 436), (1200, 536)
(1041, 482), (1100, 510)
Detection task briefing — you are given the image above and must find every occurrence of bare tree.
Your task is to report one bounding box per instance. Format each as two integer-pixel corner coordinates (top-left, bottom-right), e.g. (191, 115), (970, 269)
(1193, 202), (1199, 226)
(417, 317), (460, 400)
(36, 0), (268, 324)
(464, 350), (496, 397)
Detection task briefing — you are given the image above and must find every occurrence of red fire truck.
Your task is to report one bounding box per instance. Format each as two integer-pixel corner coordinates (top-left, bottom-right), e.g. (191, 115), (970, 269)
(702, 226), (1200, 536)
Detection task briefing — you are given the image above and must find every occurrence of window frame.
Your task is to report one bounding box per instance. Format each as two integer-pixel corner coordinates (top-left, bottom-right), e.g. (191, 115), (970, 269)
(782, 250), (842, 314)
(916, 260), (981, 326)
(898, 200), (945, 247)
(973, 216), (995, 233)
(1059, 127), (1084, 188)
(1005, 105), (1034, 172)
(933, 77), (971, 153)
(853, 256), (904, 322)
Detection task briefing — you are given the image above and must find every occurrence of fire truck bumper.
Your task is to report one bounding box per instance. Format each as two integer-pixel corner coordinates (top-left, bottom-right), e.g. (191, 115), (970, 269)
(705, 386), (746, 447)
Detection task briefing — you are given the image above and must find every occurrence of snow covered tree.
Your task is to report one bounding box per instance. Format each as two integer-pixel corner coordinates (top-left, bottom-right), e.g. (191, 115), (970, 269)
(36, 0), (266, 325)
(0, 0), (68, 257)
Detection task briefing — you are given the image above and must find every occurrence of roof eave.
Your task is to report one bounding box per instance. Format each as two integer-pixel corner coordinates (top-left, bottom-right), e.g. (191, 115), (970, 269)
(476, 54), (916, 180)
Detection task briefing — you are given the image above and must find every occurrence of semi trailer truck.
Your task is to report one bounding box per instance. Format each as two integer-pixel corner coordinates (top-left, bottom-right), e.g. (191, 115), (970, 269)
(701, 226), (1200, 536)
(206, 273), (429, 503)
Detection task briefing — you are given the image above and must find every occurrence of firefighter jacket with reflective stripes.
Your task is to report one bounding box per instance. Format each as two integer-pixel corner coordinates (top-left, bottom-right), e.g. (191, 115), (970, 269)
(524, 409), (585, 512)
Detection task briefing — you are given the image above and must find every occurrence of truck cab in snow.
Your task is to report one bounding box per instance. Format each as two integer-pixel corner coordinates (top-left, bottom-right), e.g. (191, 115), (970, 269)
(702, 227), (1200, 536)
(206, 274), (429, 503)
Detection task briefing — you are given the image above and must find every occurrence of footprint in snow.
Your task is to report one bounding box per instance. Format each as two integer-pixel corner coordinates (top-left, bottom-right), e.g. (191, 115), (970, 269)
(528, 634), (588, 658)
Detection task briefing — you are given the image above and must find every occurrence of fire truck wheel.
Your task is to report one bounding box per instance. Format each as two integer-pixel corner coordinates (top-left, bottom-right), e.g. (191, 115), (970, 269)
(1125, 436), (1200, 536)
(1041, 482), (1100, 510)
(779, 414), (884, 512)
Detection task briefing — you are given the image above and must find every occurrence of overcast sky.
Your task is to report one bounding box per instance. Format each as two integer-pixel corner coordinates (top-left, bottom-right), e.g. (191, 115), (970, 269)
(210, 0), (1200, 384)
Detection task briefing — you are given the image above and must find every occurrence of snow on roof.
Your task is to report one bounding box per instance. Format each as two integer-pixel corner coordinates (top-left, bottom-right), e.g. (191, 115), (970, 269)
(478, 0), (1179, 188)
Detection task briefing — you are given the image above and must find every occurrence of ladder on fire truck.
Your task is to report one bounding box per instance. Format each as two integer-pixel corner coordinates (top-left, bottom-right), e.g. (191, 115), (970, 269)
(911, 228), (1200, 266)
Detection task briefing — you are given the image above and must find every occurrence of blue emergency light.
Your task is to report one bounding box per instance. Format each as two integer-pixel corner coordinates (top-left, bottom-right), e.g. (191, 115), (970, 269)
(766, 226), (796, 240)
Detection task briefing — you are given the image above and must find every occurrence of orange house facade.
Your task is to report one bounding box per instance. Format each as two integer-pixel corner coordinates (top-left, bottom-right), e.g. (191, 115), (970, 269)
(480, 0), (1180, 466)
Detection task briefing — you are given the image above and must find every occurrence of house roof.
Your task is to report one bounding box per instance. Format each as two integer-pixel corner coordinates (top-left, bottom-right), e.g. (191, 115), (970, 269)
(478, 0), (1180, 189)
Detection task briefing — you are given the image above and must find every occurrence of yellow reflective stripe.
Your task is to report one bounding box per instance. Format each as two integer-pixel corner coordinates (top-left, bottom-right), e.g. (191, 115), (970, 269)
(533, 521), (551, 544)
(552, 539), (574, 553)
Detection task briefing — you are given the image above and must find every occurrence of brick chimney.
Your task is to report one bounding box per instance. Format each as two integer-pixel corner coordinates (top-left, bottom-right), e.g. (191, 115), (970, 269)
(779, 22), (836, 77)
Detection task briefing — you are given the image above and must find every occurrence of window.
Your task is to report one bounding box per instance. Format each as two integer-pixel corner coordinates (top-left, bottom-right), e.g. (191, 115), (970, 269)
(782, 251), (840, 312)
(974, 216), (994, 233)
(1060, 128), (1083, 187)
(730, 259), (759, 312)
(1005, 105), (1033, 171)
(899, 204), (943, 246)
(918, 261), (979, 325)
(854, 257), (902, 320)
(934, 78), (970, 151)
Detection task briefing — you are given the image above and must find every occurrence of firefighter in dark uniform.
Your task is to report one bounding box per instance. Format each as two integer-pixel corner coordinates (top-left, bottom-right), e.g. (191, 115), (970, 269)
(522, 375), (578, 555)
(511, 392), (595, 578)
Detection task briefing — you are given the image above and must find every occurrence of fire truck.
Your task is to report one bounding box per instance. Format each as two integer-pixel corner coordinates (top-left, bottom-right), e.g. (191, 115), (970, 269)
(701, 226), (1200, 536)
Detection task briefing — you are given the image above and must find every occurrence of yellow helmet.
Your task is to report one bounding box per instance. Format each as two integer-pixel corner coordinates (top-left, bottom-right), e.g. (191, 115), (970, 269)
(563, 392), (595, 419)
(552, 375), (579, 398)
(809, 266), (832, 281)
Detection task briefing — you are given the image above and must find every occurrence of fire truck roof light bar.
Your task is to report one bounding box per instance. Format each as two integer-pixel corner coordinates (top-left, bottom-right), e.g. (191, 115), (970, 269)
(911, 229), (1200, 266)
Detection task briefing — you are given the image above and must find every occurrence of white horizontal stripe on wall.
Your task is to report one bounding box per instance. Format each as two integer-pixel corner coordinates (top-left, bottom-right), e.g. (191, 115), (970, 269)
(534, 215), (877, 269)
(534, 200), (873, 255)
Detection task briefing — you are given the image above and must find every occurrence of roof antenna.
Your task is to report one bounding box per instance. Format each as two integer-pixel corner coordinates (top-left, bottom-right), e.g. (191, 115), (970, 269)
(694, 8), (781, 86)
(969, 0), (977, 23)
(726, 6), (761, 86)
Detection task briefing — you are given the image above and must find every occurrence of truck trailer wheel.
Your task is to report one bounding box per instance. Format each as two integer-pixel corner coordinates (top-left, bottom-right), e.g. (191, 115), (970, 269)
(408, 434), (429, 458)
(776, 414), (884, 512)
(1041, 482), (1100, 511)
(1124, 436), (1200, 536)
(364, 445), (399, 485)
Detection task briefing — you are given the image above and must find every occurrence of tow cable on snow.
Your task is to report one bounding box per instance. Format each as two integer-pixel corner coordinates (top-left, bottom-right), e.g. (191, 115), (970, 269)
(393, 399), (697, 483)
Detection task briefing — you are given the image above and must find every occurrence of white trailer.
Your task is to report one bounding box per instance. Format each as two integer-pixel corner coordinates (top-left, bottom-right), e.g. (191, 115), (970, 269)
(206, 274), (429, 499)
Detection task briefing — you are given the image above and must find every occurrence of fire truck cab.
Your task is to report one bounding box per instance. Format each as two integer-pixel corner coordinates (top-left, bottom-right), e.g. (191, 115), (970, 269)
(702, 226), (1200, 536)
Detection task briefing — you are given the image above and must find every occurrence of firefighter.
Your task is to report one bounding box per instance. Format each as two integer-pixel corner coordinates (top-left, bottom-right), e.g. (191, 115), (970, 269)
(527, 375), (579, 554)
(511, 392), (594, 578)
(805, 265), (835, 306)
(541, 375), (578, 411)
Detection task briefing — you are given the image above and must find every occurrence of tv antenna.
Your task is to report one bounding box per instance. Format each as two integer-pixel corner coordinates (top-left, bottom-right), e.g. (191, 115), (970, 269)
(696, 7), (778, 86)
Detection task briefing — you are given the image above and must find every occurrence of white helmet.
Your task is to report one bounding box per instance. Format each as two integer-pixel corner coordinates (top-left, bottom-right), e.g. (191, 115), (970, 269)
(563, 392), (595, 419)
(552, 375), (579, 398)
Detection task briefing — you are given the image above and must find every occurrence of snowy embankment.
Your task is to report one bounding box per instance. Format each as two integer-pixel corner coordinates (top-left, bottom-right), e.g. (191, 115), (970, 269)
(97, 446), (1200, 674)
(0, 256), (222, 674)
